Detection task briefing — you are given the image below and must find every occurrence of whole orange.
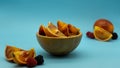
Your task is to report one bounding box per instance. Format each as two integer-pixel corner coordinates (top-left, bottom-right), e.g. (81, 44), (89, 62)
(93, 19), (114, 33)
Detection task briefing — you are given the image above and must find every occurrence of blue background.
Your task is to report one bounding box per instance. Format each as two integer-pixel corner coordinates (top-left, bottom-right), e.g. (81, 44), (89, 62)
(0, 0), (120, 68)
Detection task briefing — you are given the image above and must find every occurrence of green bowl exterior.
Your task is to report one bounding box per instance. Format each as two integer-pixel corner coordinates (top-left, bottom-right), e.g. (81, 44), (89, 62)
(36, 33), (82, 56)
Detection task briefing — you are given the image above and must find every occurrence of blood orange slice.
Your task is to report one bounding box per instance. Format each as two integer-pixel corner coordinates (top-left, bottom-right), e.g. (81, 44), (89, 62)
(43, 22), (66, 37)
(5, 45), (22, 61)
(94, 26), (113, 41)
(12, 48), (36, 65)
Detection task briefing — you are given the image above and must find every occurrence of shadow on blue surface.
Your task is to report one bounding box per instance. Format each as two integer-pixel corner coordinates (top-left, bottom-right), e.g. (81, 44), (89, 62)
(41, 50), (88, 60)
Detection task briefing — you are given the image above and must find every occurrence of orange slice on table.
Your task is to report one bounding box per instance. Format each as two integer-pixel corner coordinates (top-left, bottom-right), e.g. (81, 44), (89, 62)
(43, 22), (66, 37)
(5, 45), (23, 61)
(94, 26), (113, 41)
(12, 48), (36, 65)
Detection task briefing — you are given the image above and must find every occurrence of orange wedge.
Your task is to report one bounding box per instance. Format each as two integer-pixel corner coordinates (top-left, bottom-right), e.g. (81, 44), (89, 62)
(94, 26), (112, 41)
(57, 20), (80, 36)
(5, 45), (23, 61)
(68, 24), (80, 35)
(57, 20), (70, 36)
(39, 25), (46, 36)
(43, 22), (66, 37)
(12, 48), (35, 65)
(57, 20), (67, 31)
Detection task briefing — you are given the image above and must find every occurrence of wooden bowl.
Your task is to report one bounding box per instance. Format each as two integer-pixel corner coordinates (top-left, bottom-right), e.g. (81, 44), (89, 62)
(36, 32), (82, 56)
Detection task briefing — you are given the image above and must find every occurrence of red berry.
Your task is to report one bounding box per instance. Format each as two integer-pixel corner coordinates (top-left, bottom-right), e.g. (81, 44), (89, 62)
(86, 31), (91, 36)
(86, 31), (95, 39)
(27, 57), (37, 67)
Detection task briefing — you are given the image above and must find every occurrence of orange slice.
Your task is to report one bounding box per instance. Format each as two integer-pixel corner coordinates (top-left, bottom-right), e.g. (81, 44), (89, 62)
(94, 26), (112, 41)
(68, 24), (80, 35)
(57, 20), (80, 36)
(57, 20), (70, 36)
(39, 25), (46, 36)
(43, 22), (66, 37)
(5, 45), (23, 61)
(12, 48), (35, 65)
(57, 20), (67, 31)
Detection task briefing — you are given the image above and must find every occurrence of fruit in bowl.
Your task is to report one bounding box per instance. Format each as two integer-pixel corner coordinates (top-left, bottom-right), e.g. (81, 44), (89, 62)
(36, 20), (82, 56)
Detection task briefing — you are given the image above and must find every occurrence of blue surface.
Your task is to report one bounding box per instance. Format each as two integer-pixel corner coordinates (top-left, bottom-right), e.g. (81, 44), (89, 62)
(0, 0), (120, 68)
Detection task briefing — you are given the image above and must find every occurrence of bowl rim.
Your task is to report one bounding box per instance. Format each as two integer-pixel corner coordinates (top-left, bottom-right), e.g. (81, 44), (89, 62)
(36, 32), (82, 39)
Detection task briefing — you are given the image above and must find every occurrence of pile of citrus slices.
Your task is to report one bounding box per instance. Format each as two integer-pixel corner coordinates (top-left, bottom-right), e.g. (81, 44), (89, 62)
(39, 20), (80, 37)
(5, 45), (36, 65)
(86, 19), (118, 41)
(5, 45), (44, 67)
